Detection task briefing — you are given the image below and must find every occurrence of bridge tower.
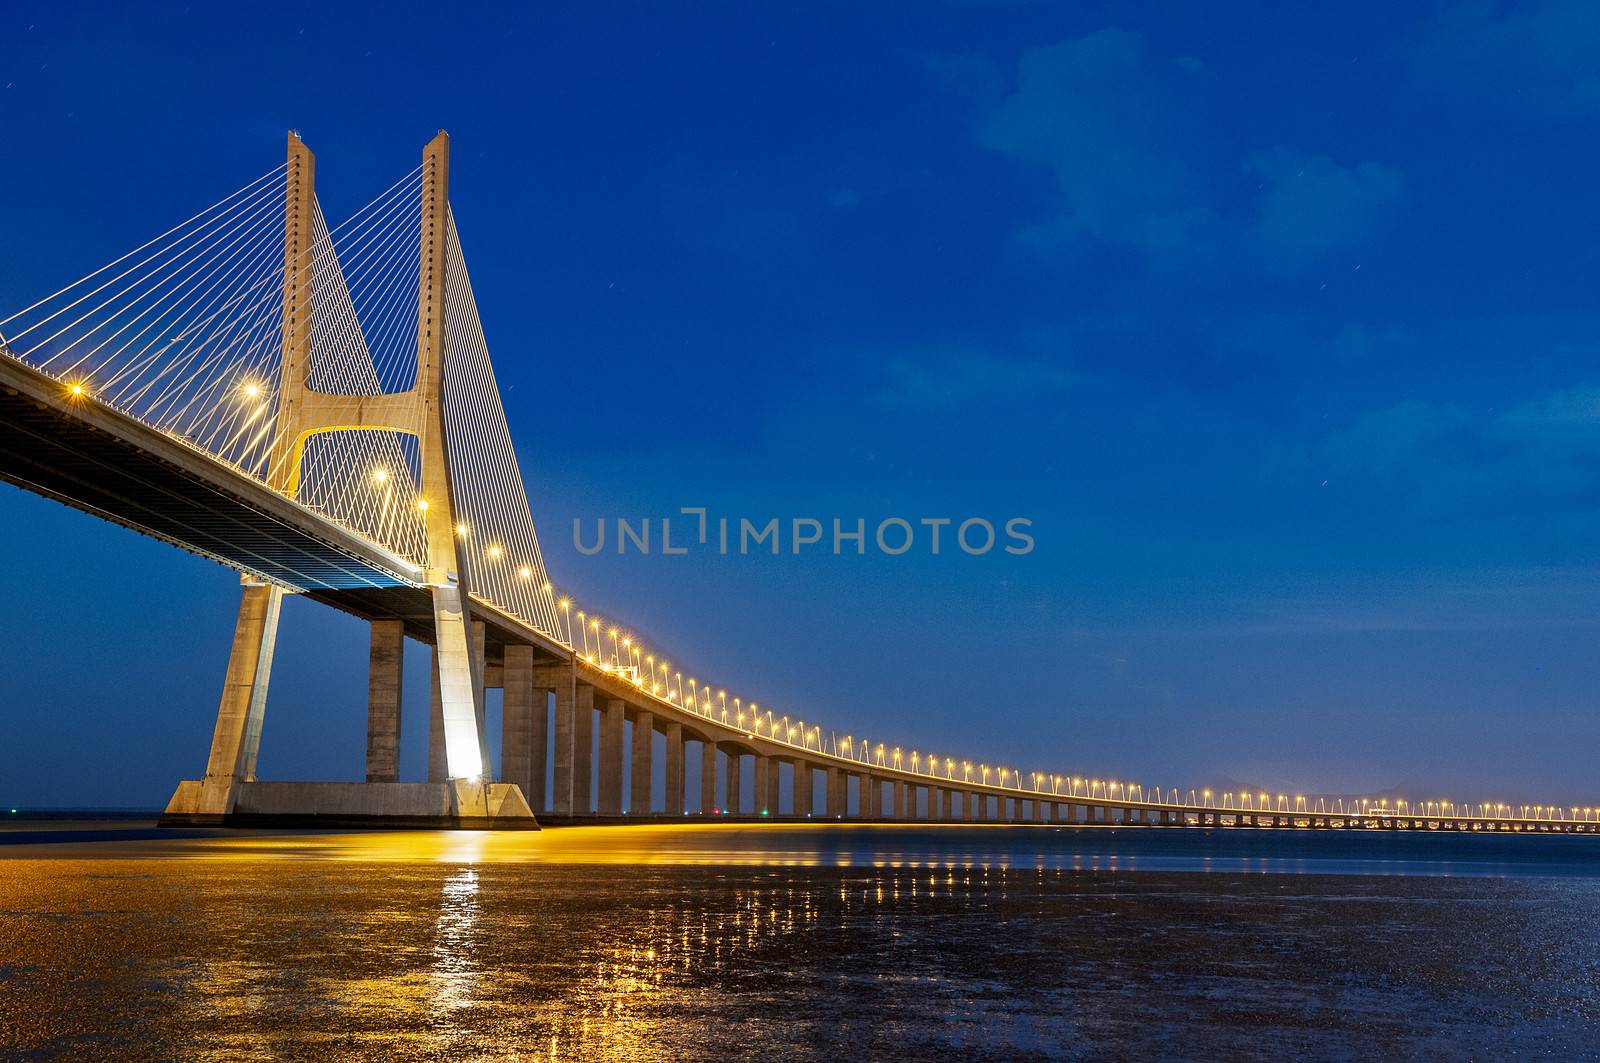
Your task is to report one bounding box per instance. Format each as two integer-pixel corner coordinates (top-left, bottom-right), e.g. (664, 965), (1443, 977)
(162, 132), (531, 827)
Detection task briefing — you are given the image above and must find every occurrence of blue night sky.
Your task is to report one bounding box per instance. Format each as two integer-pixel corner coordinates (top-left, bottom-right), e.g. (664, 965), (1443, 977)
(3, 2), (1599, 807)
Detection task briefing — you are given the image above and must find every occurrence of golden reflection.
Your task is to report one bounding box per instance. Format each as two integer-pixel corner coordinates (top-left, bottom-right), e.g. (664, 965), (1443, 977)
(429, 867), (481, 1014)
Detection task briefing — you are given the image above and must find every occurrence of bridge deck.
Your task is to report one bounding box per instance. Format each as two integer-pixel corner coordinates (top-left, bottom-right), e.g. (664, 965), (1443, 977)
(0, 355), (421, 591)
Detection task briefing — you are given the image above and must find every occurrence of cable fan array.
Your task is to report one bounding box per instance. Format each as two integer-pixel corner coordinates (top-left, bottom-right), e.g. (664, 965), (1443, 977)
(0, 163), (435, 567)
(441, 209), (562, 637)
(294, 169), (428, 563)
(0, 165), (292, 469)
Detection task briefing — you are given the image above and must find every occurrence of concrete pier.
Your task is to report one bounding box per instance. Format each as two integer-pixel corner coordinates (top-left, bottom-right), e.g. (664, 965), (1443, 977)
(700, 741), (717, 813)
(827, 766), (845, 818)
(186, 581), (283, 817)
(754, 755), (773, 815)
(500, 643), (535, 800)
(794, 760), (815, 817)
(573, 684), (594, 814)
(542, 662), (578, 815)
(664, 723), (684, 814)
(598, 697), (624, 816)
(725, 749), (742, 813)
(163, 778), (536, 829)
(630, 710), (654, 815)
(364, 619), (404, 783)
(427, 654), (446, 783)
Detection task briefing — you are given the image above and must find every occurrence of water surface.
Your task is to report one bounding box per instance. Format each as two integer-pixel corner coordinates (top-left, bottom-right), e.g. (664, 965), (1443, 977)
(3, 823), (1598, 1060)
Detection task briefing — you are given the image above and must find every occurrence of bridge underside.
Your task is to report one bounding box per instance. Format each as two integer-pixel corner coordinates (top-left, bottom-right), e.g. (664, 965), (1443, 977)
(0, 355), (418, 591)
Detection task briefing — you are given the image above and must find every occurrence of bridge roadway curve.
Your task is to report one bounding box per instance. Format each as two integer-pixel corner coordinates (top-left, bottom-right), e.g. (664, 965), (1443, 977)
(4, 353), (1594, 835)
(527, 653), (1600, 834)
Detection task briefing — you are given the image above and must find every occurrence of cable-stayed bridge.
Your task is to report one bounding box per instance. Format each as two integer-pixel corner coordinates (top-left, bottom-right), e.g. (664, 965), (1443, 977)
(0, 132), (1591, 833)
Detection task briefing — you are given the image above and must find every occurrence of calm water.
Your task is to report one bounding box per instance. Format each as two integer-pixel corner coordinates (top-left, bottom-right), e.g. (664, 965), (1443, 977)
(3, 822), (1599, 1060)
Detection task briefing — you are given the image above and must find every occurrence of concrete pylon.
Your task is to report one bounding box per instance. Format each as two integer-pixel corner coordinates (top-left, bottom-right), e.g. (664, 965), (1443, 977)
(186, 578), (284, 816)
(162, 132), (532, 829)
(427, 653), (446, 782)
(280, 131), (490, 790)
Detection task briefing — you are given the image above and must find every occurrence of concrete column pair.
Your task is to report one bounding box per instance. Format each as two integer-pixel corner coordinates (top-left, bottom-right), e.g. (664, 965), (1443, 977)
(700, 740), (718, 814)
(598, 697), (625, 816)
(663, 723), (684, 815)
(498, 643), (544, 809)
(534, 661), (588, 816)
(754, 755), (773, 816)
(793, 760), (815, 817)
(193, 581), (284, 816)
(893, 780), (908, 819)
(725, 748), (742, 814)
(862, 775), (881, 818)
(826, 765), (846, 817)
(364, 619), (405, 783)
(631, 710), (654, 815)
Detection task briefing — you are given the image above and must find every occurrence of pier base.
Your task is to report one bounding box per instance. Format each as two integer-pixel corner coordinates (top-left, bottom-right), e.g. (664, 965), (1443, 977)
(159, 779), (539, 829)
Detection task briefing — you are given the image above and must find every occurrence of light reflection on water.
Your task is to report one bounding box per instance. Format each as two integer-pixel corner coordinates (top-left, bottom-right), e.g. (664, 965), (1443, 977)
(10, 821), (1599, 878)
(2, 825), (1600, 1059)
(430, 867), (480, 1015)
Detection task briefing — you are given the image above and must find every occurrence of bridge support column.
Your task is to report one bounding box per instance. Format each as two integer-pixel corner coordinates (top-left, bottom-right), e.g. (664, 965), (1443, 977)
(826, 766), (845, 818)
(184, 581), (284, 817)
(931, 787), (946, 820)
(754, 756), (772, 816)
(427, 654), (446, 783)
(470, 619), (488, 765)
(893, 780), (908, 819)
(663, 723), (684, 814)
(364, 619), (404, 783)
(598, 697), (624, 816)
(500, 644), (535, 800)
(529, 680), (549, 812)
(630, 710), (653, 815)
(429, 586), (491, 784)
(700, 740), (717, 813)
(538, 662), (578, 815)
(573, 684), (594, 814)
(793, 761), (815, 817)
(725, 749), (742, 814)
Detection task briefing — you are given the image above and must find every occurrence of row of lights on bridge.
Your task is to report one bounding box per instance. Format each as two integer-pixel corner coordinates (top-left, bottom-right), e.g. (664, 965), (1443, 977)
(62, 381), (1595, 822)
